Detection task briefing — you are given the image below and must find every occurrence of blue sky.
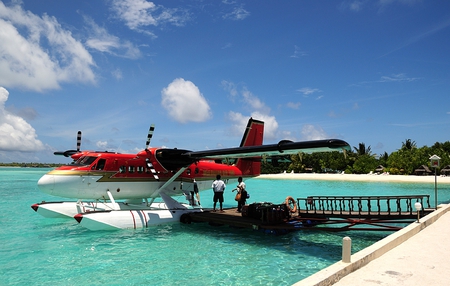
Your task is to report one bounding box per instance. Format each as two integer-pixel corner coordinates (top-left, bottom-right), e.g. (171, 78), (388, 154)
(0, 0), (449, 163)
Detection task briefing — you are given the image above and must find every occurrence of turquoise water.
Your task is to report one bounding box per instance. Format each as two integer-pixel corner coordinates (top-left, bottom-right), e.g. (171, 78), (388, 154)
(1, 168), (450, 285)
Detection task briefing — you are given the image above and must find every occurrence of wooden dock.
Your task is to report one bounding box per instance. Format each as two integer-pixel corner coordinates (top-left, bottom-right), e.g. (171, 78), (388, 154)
(186, 195), (435, 233)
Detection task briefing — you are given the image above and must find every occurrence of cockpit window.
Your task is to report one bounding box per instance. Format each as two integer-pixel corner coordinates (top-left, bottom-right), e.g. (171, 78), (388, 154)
(75, 156), (98, 166)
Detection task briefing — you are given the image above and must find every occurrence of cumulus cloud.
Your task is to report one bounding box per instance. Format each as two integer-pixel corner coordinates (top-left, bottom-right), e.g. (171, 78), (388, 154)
(0, 87), (44, 152)
(222, 82), (279, 140)
(0, 2), (96, 92)
(161, 78), (212, 123)
(301, 124), (328, 140)
(111, 0), (190, 36)
(227, 111), (278, 140)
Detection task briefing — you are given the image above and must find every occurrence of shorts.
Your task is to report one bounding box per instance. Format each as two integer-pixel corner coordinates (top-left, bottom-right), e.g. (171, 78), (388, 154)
(213, 192), (224, 203)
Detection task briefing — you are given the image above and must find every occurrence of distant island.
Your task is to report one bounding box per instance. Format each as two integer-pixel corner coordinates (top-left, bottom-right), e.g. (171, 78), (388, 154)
(0, 162), (63, 168)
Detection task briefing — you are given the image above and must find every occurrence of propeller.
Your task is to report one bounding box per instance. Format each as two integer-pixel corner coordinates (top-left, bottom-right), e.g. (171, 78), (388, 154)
(145, 124), (155, 149)
(54, 131), (82, 157)
(144, 124), (159, 181)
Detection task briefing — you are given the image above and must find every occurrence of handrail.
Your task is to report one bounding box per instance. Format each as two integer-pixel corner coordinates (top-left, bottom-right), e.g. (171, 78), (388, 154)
(297, 195), (431, 217)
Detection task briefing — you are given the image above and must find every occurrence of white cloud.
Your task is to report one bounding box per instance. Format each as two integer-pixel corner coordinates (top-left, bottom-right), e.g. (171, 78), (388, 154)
(297, 87), (322, 95)
(161, 78), (212, 123)
(96, 140), (108, 149)
(379, 73), (420, 82)
(291, 45), (308, 58)
(221, 80), (238, 98)
(223, 6), (250, 21)
(111, 68), (123, 80)
(287, 102), (301, 109)
(301, 124), (328, 140)
(250, 111), (278, 139)
(84, 17), (142, 59)
(353, 73), (421, 86)
(241, 88), (266, 111)
(227, 111), (278, 140)
(111, 0), (190, 36)
(0, 2), (96, 92)
(0, 87), (44, 152)
(223, 82), (278, 140)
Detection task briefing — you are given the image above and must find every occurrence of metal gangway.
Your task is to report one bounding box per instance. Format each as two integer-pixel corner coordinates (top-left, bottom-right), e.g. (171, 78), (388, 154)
(295, 195), (434, 231)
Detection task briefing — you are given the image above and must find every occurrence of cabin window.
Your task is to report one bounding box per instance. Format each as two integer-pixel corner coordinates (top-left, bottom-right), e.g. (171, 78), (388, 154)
(96, 159), (106, 170)
(137, 166), (144, 173)
(195, 167), (199, 174)
(128, 166), (135, 173)
(119, 166), (126, 173)
(186, 168), (191, 175)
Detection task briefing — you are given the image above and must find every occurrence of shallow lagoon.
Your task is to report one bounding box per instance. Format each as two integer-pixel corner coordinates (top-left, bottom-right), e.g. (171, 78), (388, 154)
(1, 168), (448, 285)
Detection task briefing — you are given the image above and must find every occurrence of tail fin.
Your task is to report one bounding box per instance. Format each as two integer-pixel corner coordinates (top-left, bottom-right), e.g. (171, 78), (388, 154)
(235, 118), (264, 176)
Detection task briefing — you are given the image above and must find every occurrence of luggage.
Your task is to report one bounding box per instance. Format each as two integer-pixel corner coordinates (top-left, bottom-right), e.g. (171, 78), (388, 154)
(244, 203), (289, 224)
(247, 202), (272, 220)
(241, 205), (249, 217)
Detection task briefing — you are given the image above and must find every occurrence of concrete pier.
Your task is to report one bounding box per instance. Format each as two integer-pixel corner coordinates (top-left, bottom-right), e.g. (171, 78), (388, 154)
(294, 204), (450, 286)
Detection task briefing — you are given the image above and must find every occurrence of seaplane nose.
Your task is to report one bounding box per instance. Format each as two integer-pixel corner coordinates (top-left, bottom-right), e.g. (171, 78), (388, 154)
(37, 175), (55, 194)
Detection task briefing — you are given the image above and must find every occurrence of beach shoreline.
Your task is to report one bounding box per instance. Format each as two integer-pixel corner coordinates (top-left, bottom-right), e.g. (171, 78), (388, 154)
(257, 173), (450, 184)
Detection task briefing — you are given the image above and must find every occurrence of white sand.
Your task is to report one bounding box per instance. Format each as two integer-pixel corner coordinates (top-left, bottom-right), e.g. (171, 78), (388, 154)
(257, 172), (450, 184)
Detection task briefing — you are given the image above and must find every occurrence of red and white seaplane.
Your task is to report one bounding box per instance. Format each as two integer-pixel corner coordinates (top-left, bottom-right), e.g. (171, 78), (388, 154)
(32, 118), (350, 230)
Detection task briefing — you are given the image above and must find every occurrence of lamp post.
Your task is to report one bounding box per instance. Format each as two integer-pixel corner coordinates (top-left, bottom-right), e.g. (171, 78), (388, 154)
(429, 155), (441, 209)
(414, 201), (422, 223)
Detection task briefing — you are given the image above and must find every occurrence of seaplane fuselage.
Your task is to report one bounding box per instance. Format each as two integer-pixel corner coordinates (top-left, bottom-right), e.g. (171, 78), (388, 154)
(37, 150), (243, 200)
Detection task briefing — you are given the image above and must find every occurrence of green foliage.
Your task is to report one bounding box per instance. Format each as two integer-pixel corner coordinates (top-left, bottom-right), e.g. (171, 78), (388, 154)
(262, 140), (450, 175)
(352, 154), (378, 174)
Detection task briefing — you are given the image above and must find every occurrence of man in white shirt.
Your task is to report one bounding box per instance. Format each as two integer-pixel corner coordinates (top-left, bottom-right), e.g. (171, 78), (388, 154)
(212, 174), (226, 212)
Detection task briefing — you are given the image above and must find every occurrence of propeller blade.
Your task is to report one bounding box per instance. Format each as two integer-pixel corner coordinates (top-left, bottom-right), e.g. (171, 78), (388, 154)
(145, 124), (155, 149)
(146, 158), (159, 181)
(54, 131), (82, 157)
(77, 131), (82, 152)
(54, 150), (78, 157)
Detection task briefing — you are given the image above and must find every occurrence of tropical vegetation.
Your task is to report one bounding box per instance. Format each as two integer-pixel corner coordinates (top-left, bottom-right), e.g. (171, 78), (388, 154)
(261, 140), (450, 175)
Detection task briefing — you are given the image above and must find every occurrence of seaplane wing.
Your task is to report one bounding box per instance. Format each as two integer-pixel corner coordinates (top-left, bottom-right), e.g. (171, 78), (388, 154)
(185, 139), (350, 160)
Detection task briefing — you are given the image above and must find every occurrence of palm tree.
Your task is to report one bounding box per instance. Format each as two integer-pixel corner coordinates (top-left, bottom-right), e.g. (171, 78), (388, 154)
(353, 142), (372, 156)
(401, 139), (417, 150)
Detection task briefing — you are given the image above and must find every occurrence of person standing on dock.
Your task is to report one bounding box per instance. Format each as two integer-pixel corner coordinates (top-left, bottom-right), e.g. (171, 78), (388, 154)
(212, 174), (226, 212)
(192, 179), (200, 206)
(233, 177), (247, 212)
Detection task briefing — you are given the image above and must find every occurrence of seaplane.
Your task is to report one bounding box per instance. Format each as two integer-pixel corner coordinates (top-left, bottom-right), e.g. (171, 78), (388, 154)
(31, 118), (350, 230)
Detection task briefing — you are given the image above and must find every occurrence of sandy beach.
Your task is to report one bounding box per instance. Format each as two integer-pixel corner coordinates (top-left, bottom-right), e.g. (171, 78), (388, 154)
(258, 172), (450, 184)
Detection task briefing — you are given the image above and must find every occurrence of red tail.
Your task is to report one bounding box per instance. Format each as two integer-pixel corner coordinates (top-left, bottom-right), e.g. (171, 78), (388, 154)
(235, 118), (264, 176)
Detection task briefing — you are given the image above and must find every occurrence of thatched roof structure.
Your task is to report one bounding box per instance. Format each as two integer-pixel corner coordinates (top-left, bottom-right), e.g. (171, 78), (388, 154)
(441, 165), (450, 175)
(414, 165), (432, 176)
(375, 165), (385, 173)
